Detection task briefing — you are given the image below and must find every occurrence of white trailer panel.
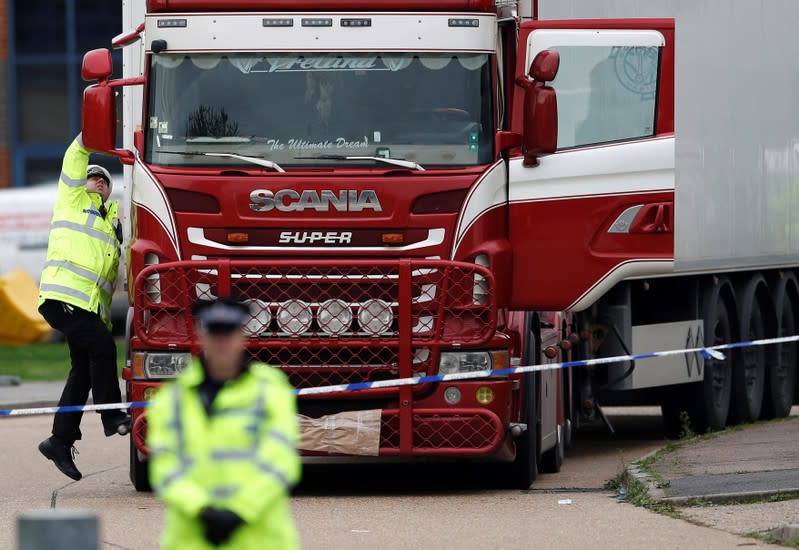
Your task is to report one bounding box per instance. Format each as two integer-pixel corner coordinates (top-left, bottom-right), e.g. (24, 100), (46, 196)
(538, 0), (799, 272)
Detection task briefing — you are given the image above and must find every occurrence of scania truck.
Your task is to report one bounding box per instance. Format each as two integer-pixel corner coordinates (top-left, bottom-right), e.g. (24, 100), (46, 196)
(79, 0), (798, 489)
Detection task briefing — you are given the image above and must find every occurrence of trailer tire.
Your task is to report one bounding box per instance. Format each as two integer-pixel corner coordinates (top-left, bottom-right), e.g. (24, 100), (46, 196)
(732, 277), (769, 423)
(698, 283), (734, 431)
(130, 436), (151, 492)
(763, 276), (798, 418)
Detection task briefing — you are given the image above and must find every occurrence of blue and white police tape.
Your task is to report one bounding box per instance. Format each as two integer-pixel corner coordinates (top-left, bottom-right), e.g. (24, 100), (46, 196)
(1, 333), (798, 417)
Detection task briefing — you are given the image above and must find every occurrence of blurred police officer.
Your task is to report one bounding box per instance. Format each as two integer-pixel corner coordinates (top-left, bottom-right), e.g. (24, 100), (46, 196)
(37, 134), (129, 481)
(147, 299), (301, 549)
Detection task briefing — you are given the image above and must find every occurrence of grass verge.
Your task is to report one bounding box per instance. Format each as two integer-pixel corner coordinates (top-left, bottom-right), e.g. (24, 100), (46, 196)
(750, 531), (799, 548)
(0, 342), (125, 381)
(605, 469), (676, 515)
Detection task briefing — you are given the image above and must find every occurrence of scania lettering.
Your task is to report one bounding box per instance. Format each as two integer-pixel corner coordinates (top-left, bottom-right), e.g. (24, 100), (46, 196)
(86, 0), (799, 492)
(279, 231), (353, 244)
(249, 189), (382, 213)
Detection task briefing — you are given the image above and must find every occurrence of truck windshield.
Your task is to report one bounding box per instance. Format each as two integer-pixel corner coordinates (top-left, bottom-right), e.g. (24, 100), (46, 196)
(145, 52), (493, 168)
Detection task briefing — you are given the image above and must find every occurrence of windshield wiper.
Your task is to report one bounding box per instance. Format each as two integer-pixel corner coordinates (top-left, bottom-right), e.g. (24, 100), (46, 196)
(159, 151), (285, 173)
(294, 154), (425, 171)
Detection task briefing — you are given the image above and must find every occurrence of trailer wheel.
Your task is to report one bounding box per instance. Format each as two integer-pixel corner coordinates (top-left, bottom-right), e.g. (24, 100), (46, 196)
(732, 278), (769, 423)
(699, 285), (734, 431)
(763, 278), (797, 418)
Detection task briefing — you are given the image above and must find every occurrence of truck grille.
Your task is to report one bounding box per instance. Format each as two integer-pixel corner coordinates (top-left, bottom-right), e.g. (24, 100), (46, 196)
(133, 259), (496, 388)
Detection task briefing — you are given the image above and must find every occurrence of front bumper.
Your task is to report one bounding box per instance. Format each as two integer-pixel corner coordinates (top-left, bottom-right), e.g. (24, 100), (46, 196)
(129, 378), (514, 458)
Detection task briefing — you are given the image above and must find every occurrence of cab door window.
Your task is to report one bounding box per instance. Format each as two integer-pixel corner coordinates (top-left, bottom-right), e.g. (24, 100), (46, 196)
(551, 46), (660, 149)
(525, 29), (664, 150)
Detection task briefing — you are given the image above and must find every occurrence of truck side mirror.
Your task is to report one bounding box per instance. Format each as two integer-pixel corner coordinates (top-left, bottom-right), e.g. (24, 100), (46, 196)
(82, 84), (117, 154)
(80, 48), (130, 160)
(521, 50), (560, 166)
(82, 48), (113, 81)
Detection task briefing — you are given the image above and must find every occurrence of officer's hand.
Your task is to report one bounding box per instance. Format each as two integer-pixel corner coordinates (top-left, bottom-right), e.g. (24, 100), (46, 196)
(200, 507), (244, 546)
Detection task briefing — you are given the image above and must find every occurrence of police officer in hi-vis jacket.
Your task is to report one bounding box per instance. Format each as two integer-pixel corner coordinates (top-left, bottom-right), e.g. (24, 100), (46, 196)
(37, 134), (130, 481)
(147, 299), (301, 549)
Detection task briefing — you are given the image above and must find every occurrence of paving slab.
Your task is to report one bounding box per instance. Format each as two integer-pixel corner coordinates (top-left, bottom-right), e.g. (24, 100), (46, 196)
(667, 469), (799, 499)
(646, 415), (799, 501)
(680, 499), (799, 536)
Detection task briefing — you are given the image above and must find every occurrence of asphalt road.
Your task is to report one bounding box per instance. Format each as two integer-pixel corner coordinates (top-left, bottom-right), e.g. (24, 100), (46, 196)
(0, 408), (773, 550)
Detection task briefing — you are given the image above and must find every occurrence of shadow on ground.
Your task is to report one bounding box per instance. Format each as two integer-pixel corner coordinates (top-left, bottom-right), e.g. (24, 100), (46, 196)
(296, 409), (668, 496)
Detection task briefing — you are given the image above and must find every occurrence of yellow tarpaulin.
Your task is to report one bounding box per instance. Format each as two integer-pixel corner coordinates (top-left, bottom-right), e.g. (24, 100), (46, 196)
(0, 269), (52, 345)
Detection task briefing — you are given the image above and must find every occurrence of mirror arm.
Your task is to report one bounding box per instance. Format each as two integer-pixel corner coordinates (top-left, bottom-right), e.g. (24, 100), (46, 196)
(112, 150), (136, 165)
(495, 131), (522, 154)
(112, 22), (145, 49)
(515, 75), (534, 89)
(108, 76), (146, 88)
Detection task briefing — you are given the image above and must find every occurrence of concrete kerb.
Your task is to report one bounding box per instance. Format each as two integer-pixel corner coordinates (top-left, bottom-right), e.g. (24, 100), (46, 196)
(770, 524), (799, 545)
(661, 488), (799, 506)
(624, 446), (669, 502)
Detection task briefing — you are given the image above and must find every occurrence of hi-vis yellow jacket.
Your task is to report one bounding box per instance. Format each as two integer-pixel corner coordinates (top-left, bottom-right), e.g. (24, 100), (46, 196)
(147, 358), (301, 550)
(38, 135), (120, 329)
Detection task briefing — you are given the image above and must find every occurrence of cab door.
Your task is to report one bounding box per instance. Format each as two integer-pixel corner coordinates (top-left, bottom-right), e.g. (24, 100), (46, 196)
(508, 19), (675, 311)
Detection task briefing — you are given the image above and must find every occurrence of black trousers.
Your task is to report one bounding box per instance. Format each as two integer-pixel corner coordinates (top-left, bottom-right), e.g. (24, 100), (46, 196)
(39, 299), (125, 444)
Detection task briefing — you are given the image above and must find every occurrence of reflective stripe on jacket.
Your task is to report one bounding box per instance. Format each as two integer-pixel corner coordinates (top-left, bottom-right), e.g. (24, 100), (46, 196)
(38, 135), (120, 329)
(147, 359), (301, 550)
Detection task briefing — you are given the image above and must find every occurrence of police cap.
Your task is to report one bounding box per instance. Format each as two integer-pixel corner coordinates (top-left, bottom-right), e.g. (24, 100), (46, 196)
(192, 299), (250, 334)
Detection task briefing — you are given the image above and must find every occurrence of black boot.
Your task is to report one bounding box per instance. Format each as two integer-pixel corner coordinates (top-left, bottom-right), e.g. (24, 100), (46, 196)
(103, 414), (131, 437)
(38, 436), (82, 481)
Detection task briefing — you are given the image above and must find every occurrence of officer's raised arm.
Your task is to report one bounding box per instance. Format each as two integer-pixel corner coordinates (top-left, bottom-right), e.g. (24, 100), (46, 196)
(56, 134), (92, 208)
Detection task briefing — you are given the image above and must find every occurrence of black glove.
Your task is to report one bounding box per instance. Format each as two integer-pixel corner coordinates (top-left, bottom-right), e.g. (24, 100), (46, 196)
(199, 507), (244, 546)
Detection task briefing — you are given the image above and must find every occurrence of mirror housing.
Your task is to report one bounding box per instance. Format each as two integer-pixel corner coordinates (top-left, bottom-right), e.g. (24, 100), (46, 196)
(529, 49), (560, 82)
(521, 50), (560, 166)
(80, 49), (141, 163)
(81, 48), (113, 82)
(82, 85), (117, 153)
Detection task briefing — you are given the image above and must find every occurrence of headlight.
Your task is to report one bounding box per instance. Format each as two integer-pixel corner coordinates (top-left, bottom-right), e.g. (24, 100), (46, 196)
(438, 350), (508, 375)
(132, 352), (192, 379)
(358, 299), (393, 336)
(317, 299), (353, 336)
(277, 299), (313, 335)
(242, 298), (271, 337)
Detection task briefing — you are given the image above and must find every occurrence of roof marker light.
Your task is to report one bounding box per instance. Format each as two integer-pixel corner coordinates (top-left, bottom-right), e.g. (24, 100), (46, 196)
(302, 18), (333, 27)
(341, 18), (372, 27)
(157, 19), (187, 28)
(263, 18), (293, 27)
(448, 18), (479, 27)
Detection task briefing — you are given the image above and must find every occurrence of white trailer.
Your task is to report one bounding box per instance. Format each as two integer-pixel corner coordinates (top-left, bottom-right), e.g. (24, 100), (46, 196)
(527, 0), (799, 432)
